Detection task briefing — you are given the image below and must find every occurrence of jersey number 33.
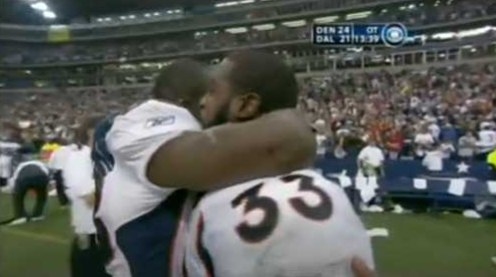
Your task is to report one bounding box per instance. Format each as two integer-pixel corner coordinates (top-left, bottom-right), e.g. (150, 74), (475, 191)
(231, 174), (333, 243)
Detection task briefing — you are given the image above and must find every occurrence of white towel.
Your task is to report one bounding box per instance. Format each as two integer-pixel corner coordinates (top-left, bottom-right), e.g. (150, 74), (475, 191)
(448, 179), (466, 196)
(487, 181), (496, 195)
(413, 178), (427, 190)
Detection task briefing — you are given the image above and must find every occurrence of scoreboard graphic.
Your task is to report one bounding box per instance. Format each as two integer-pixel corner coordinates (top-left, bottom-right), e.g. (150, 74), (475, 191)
(312, 23), (411, 47)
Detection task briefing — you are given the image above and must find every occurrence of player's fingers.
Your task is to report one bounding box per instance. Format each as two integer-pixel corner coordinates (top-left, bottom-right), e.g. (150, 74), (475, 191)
(351, 257), (376, 277)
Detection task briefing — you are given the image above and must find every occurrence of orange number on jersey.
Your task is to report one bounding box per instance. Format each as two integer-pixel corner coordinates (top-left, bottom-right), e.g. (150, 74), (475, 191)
(231, 182), (279, 243)
(231, 174), (332, 243)
(282, 174), (332, 221)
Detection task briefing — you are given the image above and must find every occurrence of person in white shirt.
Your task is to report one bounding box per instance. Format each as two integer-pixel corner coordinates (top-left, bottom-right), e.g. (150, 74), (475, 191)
(357, 139), (385, 177)
(422, 144), (444, 172)
(414, 124), (435, 158)
(476, 124), (496, 160)
(440, 139), (456, 159)
(64, 118), (109, 277)
(427, 119), (440, 141)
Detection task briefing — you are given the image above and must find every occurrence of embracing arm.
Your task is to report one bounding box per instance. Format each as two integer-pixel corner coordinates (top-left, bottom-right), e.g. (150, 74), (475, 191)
(147, 109), (316, 191)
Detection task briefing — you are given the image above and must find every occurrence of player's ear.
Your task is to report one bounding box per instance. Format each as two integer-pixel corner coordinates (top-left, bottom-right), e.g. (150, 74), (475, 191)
(230, 92), (261, 121)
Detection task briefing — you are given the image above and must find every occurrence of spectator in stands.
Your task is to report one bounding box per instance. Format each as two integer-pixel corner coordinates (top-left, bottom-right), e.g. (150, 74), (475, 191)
(313, 119), (329, 160)
(357, 138), (384, 177)
(440, 138), (456, 159)
(458, 131), (477, 160)
(414, 124), (435, 159)
(427, 117), (441, 142)
(476, 122), (496, 160)
(385, 125), (404, 160)
(440, 120), (459, 146)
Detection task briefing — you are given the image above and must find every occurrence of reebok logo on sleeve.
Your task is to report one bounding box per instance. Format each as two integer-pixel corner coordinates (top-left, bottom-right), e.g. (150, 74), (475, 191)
(145, 116), (175, 129)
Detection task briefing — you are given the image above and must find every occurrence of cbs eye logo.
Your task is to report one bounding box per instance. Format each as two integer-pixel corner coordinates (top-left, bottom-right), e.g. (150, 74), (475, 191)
(382, 23), (407, 47)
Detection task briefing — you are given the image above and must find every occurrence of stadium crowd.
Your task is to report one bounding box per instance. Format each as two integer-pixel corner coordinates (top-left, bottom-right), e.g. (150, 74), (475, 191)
(2, 62), (495, 160)
(1, 0), (494, 65)
(299, 63), (496, 160)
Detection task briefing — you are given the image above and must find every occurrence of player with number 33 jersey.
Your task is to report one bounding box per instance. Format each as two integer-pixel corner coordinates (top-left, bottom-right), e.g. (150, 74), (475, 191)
(186, 169), (373, 277)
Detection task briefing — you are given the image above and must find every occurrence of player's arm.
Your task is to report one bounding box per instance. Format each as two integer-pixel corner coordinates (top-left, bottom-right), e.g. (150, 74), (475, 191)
(147, 109), (316, 190)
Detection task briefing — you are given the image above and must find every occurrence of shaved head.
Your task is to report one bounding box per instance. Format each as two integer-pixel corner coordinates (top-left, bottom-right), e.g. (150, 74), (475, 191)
(200, 50), (299, 127)
(152, 59), (208, 118)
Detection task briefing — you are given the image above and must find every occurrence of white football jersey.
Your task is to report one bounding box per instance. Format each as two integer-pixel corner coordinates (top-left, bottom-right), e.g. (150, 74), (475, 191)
(93, 100), (201, 277)
(186, 169), (374, 277)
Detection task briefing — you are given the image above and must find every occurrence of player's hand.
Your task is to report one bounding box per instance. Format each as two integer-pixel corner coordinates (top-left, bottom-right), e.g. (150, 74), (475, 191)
(351, 257), (376, 277)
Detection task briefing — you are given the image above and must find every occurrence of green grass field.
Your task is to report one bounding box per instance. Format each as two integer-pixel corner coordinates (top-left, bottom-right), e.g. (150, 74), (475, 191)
(1, 193), (496, 277)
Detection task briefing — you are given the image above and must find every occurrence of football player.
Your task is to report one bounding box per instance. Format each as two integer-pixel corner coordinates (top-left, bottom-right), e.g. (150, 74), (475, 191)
(185, 50), (374, 277)
(92, 59), (316, 277)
